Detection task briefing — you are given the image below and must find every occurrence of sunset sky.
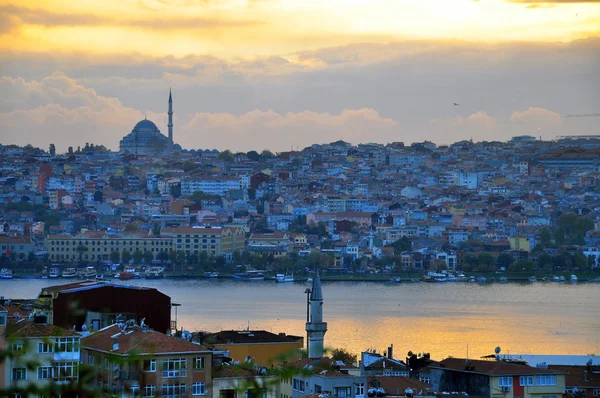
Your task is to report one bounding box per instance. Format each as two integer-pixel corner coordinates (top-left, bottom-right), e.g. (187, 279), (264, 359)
(1, 0), (599, 151)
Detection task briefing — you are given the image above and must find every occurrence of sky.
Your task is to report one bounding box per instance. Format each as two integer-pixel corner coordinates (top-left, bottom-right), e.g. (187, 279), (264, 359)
(0, 0), (599, 152)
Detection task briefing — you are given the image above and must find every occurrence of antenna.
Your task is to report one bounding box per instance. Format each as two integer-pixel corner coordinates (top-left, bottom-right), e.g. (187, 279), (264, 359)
(466, 344), (468, 360)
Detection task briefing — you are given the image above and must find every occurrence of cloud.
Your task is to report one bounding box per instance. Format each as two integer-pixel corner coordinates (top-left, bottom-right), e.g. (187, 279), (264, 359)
(0, 4), (262, 32)
(509, 106), (562, 126)
(507, 0), (599, 3)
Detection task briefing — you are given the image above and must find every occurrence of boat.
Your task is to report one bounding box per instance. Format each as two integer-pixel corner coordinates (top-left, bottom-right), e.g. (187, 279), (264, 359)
(145, 266), (165, 279)
(476, 277), (487, 284)
(95, 274), (104, 280)
(422, 272), (448, 282)
(118, 271), (135, 280)
(307, 277), (313, 283)
(498, 277), (508, 283)
(62, 268), (78, 278)
(528, 276), (537, 283)
(389, 276), (401, 283)
(49, 268), (60, 278)
(233, 270), (265, 281)
(0, 268), (13, 279)
(80, 266), (96, 279)
(125, 265), (141, 279)
(276, 273), (294, 283)
(203, 272), (219, 278)
(570, 274), (578, 282)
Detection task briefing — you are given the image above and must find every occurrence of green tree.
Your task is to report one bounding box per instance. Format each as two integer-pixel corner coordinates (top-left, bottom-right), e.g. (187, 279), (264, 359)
(218, 149), (234, 162)
(157, 250), (169, 264)
(385, 237), (412, 255)
(246, 150), (260, 161)
(588, 255), (597, 269)
(152, 222), (161, 236)
(536, 252), (553, 270)
(124, 223), (138, 233)
(331, 348), (357, 364)
(540, 227), (552, 247)
(76, 244), (88, 262)
(27, 251), (35, 264)
(132, 249), (144, 264)
(260, 149), (275, 159)
(121, 250), (131, 264)
(143, 250), (154, 264)
(556, 213), (594, 245)
(477, 252), (494, 265)
(110, 250), (121, 264)
(573, 251), (587, 269)
(496, 253), (513, 269)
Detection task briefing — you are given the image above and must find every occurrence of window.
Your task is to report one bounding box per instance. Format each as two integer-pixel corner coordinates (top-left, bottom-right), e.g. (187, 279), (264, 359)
(53, 361), (78, 381)
(498, 377), (513, 387)
(54, 337), (79, 352)
(162, 383), (186, 397)
(162, 358), (187, 378)
(130, 386), (140, 397)
(143, 385), (156, 397)
(536, 376), (557, 386)
(520, 376), (533, 386)
(143, 359), (156, 372)
(315, 385), (323, 394)
(12, 367), (27, 380)
(334, 387), (352, 398)
(0, 313), (6, 326)
(193, 382), (207, 395)
(419, 375), (431, 383)
(355, 383), (365, 396)
(392, 371), (409, 377)
(593, 391), (600, 397)
(38, 342), (53, 353)
(194, 357), (206, 369)
(37, 366), (52, 379)
(293, 379), (306, 392)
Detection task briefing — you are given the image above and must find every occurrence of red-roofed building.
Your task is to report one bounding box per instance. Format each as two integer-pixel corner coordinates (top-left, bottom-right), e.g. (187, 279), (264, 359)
(81, 323), (212, 397)
(429, 358), (567, 397)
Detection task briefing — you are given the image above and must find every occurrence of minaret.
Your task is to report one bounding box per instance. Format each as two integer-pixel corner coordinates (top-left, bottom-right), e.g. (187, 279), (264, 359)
(168, 88), (174, 145)
(306, 268), (327, 360)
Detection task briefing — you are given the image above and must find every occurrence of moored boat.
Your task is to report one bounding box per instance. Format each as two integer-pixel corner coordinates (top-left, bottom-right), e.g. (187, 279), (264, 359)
(528, 276), (537, 283)
(145, 266), (165, 279)
(570, 274), (578, 282)
(276, 273), (294, 283)
(118, 272), (135, 280)
(389, 276), (401, 283)
(203, 271), (219, 278)
(49, 268), (60, 278)
(233, 270), (265, 281)
(0, 268), (13, 279)
(62, 268), (77, 278)
(78, 266), (96, 279)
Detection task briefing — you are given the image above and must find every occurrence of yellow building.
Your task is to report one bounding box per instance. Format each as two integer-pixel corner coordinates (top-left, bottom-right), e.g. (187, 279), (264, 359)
(204, 330), (304, 367)
(161, 226), (246, 258)
(508, 236), (532, 252)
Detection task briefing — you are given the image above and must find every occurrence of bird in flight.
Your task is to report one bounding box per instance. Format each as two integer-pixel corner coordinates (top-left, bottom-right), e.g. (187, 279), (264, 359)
(453, 103), (460, 106)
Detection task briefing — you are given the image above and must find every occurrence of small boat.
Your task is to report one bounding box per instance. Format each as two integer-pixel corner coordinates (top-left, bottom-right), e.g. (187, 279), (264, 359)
(498, 277), (508, 283)
(476, 277), (487, 284)
(80, 266), (96, 279)
(422, 272), (448, 282)
(276, 273), (294, 283)
(307, 277), (313, 283)
(528, 276), (537, 283)
(233, 270), (265, 281)
(124, 265), (141, 279)
(95, 274), (104, 280)
(203, 272), (219, 278)
(118, 272), (135, 280)
(49, 268), (60, 278)
(62, 268), (78, 278)
(0, 268), (13, 279)
(389, 276), (401, 283)
(570, 274), (578, 282)
(145, 266), (165, 279)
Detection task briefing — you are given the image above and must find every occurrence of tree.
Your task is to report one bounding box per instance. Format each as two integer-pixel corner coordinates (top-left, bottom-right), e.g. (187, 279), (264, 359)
(331, 348), (357, 365)
(260, 149), (275, 159)
(121, 250), (131, 264)
(152, 222), (161, 236)
(385, 237), (412, 255)
(540, 227), (552, 248)
(76, 245), (88, 262)
(218, 149), (234, 162)
(124, 223), (139, 233)
(49, 143), (56, 156)
(496, 253), (513, 269)
(157, 250), (169, 264)
(110, 250), (121, 264)
(27, 251), (35, 264)
(143, 250), (154, 264)
(588, 255), (597, 270)
(246, 150), (260, 161)
(132, 249), (144, 264)
(573, 251), (587, 269)
(171, 183), (181, 198)
(556, 213), (594, 245)
(536, 252), (553, 270)
(477, 252), (494, 265)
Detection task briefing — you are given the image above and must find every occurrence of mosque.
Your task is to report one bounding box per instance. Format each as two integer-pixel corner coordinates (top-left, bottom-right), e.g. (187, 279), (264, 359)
(119, 90), (181, 155)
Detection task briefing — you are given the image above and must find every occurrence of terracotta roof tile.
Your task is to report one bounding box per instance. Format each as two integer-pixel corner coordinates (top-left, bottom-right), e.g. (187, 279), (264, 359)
(432, 358), (567, 376)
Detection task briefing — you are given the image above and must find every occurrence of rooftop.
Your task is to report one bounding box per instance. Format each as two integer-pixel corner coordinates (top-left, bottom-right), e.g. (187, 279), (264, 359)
(430, 358), (567, 376)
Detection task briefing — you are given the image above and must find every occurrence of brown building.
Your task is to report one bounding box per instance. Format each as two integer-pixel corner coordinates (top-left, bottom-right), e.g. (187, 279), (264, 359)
(549, 364), (600, 398)
(81, 323), (212, 397)
(33, 281), (173, 334)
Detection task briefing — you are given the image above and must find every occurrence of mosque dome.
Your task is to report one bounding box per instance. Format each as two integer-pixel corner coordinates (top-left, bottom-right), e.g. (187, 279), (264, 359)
(133, 119), (160, 131)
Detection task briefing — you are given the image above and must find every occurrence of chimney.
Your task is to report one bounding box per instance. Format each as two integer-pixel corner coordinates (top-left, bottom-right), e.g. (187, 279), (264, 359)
(388, 344), (394, 360)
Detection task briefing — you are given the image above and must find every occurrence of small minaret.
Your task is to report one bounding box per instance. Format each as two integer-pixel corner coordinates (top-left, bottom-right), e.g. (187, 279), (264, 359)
(306, 268), (327, 360)
(168, 88), (174, 145)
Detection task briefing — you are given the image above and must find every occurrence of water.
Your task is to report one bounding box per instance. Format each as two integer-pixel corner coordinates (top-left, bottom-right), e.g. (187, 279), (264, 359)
(1, 279), (598, 360)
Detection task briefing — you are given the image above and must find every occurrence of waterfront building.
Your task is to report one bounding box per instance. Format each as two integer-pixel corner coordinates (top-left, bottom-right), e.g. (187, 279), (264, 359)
(161, 226), (246, 258)
(81, 322), (212, 397)
(32, 281), (173, 333)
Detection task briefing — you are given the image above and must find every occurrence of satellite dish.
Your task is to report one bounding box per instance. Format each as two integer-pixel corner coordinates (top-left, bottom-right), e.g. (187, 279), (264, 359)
(495, 346), (501, 354)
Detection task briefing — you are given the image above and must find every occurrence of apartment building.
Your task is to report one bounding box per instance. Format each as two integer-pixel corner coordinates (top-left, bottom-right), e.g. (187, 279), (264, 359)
(161, 226), (245, 258)
(81, 322), (212, 398)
